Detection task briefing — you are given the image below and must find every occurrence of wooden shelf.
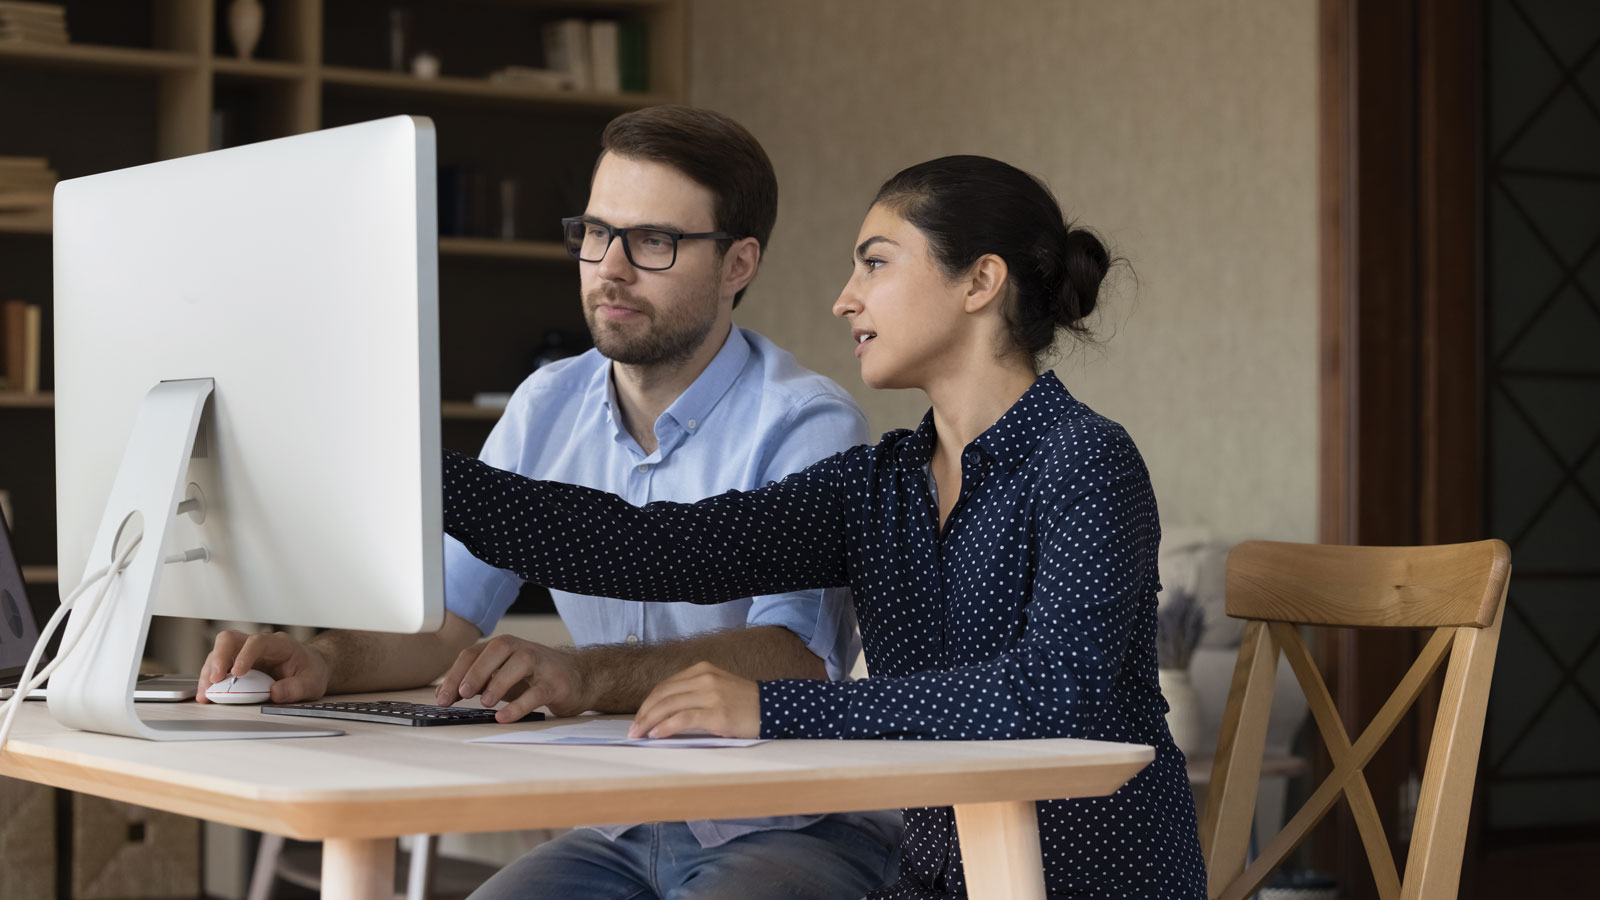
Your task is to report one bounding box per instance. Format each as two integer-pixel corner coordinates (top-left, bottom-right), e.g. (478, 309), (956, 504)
(0, 41), (199, 74)
(0, 391), (52, 408)
(321, 66), (670, 112)
(438, 237), (569, 262)
(442, 402), (506, 421)
(20, 566), (56, 584)
(212, 58), (309, 82)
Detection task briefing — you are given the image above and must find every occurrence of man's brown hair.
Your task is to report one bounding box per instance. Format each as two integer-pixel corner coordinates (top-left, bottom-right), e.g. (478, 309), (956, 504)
(600, 105), (777, 307)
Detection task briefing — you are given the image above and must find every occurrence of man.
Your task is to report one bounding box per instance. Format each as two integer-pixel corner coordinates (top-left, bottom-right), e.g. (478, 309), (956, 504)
(197, 106), (900, 899)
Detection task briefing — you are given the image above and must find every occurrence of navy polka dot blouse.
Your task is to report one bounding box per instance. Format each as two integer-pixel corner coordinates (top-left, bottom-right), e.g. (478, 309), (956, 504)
(442, 372), (1206, 899)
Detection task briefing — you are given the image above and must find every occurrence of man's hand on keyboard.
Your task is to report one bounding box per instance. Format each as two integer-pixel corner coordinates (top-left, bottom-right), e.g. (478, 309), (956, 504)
(438, 635), (587, 723)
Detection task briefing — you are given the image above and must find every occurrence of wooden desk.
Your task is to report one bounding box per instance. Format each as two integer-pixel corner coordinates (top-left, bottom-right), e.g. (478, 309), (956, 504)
(0, 690), (1153, 900)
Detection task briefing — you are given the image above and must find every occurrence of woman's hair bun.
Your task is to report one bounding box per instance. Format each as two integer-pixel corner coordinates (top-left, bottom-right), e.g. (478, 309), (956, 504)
(1060, 227), (1111, 324)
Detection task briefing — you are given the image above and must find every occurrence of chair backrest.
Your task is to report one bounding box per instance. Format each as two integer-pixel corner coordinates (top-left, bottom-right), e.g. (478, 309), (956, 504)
(1199, 539), (1511, 900)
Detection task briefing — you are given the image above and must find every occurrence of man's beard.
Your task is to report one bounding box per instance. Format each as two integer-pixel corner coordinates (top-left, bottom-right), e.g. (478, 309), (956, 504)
(583, 281), (721, 367)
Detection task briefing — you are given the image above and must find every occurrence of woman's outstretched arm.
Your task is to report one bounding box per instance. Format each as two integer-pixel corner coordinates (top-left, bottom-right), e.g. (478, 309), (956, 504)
(441, 448), (855, 604)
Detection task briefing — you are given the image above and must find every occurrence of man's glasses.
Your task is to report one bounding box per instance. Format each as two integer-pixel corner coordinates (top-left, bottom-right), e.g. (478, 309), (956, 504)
(561, 217), (736, 272)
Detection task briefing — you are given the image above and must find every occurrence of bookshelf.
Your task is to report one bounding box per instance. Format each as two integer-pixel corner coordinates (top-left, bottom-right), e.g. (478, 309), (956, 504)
(0, 0), (685, 653)
(1, 390), (506, 421)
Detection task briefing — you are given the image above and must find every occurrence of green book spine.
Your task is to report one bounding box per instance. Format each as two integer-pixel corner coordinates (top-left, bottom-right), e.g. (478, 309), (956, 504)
(619, 20), (648, 93)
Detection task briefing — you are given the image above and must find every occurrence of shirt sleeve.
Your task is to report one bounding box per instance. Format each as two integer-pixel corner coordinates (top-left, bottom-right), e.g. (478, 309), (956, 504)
(442, 446), (858, 604)
(755, 439), (1155, 740)
(441, 387), (537, 637)
(740, 394), (871, 680)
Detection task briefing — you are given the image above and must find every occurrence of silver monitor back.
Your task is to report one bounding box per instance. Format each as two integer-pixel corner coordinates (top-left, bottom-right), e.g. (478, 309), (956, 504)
(53, 115), (443, 636)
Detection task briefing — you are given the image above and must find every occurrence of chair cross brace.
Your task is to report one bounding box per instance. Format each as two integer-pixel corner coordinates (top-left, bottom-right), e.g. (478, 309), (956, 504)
(1211, 624), (1455, 900)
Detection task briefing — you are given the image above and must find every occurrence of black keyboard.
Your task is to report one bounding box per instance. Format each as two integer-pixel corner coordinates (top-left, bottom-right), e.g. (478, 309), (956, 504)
(260, 700), (544, 727)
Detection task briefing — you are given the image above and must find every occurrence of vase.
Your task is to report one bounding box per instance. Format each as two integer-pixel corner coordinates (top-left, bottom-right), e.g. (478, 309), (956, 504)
(1158, 667), (1204, 757)
(229, 0), (263, 61)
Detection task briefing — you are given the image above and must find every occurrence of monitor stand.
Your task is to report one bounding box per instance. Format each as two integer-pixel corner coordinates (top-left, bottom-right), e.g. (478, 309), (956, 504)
(45, 378), (339, 741)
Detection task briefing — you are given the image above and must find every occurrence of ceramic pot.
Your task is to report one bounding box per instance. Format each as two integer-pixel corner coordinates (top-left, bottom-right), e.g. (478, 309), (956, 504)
(1158, 666), (1204, 757)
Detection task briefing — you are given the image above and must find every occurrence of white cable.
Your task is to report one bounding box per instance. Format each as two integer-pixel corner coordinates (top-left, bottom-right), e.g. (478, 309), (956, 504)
(0, 536), (206, 752)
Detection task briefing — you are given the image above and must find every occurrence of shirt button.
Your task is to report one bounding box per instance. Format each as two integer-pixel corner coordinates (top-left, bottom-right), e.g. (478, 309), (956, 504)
(687, 419), (697, 430)
(625, 634), (639, 644)
(637, 463), (649, 473)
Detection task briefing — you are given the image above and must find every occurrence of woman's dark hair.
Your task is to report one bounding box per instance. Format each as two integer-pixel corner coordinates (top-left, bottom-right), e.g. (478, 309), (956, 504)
(873, 155), (1113, 367)
(601, 105), (778, 308)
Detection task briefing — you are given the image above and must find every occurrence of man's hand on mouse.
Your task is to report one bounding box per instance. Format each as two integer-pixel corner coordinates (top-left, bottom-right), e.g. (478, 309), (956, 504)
(196, 630), (331, 704)
(438, 635), (588, 723)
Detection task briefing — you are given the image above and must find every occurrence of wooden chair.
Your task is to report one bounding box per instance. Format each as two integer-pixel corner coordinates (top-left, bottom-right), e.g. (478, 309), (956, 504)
(1199, 539), (1511, 900)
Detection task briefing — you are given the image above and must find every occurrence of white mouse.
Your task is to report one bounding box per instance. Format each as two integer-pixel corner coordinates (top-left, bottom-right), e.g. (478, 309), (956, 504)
(205, 669), (275, 705)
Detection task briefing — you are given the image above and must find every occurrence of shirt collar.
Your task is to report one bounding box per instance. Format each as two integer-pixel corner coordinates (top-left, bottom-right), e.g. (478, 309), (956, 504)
(895, 371), (1077, 472)
(661, 325), (750, 433)
(597, 325), (752, 448)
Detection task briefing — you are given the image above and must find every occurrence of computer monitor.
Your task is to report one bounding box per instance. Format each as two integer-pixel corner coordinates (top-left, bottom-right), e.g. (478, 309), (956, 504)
(48, 115), (443, 740)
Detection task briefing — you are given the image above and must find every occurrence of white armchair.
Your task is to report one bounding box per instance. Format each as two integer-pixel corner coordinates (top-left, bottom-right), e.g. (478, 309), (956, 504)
(1158, 527), (1310, 842)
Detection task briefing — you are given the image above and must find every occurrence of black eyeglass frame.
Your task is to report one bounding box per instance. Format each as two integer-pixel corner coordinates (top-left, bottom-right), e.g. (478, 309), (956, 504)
(560, 216), (738, 271)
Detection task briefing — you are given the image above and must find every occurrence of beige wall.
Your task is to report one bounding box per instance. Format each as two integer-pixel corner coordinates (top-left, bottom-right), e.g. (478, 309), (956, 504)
(690, 0), (1318, 544)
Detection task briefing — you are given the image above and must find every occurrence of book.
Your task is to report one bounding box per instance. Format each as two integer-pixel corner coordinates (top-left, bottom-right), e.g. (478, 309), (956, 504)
(0, 207), (51, 231)
(0, 1), (68, 44)
(589, 20), (620, 94)
(0, 13), (66, 27)
(20, 303), (39, 394)
(0, 189), (51, 209)
(0, 29), (70, 44)
(2, 300), (25, 389)
(0, 173), (55, 191)
(0, 1), (69, 16)
(618, 20), (649, 93)
(540, 18), (591, 92)
(486, 66), (574, 91)
(0, 7), (67, 27)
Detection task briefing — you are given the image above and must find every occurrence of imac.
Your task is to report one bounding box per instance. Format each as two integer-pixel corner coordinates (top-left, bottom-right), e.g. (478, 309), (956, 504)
(47, 116), (443, 740)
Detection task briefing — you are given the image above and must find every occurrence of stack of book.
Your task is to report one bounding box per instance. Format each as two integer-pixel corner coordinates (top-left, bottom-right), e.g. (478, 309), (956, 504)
(0, 1), (69, 45)
(538, 18), (648, 95)
(0, 156), (54, 231)
(487, 65), (575, 92)
(0, 300), (43, 394)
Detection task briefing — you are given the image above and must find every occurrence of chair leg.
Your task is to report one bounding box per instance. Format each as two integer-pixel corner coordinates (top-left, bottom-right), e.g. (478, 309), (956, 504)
(406, 833), (436, 900)
(246, 833), (286, 900)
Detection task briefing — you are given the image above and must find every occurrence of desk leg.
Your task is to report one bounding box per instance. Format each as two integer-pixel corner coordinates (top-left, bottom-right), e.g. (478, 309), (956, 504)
(321, 837), (395, 900)
(952, 800), (1046, 900)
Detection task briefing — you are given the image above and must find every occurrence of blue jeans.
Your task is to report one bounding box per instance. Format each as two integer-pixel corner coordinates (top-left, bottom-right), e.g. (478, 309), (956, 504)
(467, 818), (901, 900)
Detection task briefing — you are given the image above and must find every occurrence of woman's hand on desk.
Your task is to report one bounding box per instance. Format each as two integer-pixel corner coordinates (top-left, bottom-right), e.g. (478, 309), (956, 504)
(439, 635), (590, 722)
(196, 630), (331, 703)
(629, 662), (760, 739)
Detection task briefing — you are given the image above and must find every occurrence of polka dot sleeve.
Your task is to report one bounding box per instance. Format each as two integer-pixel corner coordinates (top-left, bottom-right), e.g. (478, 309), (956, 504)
(441, 447), (855, 603)
(757, 447), (1154, 741)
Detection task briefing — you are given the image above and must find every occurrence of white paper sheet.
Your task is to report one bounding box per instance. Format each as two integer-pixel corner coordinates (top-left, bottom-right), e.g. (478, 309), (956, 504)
(470, 718), (769, 748)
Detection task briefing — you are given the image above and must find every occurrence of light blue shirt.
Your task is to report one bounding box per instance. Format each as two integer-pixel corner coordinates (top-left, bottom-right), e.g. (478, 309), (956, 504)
(444, 325), (889, 847)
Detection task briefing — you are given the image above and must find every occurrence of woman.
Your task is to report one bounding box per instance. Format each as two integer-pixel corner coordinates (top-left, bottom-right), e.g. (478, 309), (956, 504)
(443, 156), (1206, 899)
